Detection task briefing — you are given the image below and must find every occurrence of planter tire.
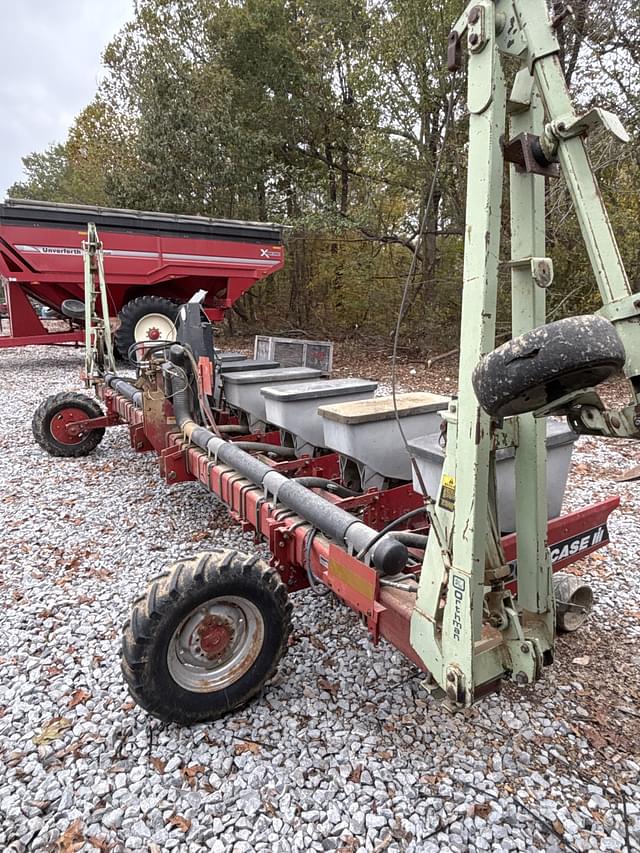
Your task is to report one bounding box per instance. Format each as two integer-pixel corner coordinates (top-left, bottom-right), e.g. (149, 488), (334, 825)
(121, 550), (293, 725)
(472, 315), (626, 419)
(32, 392), (105, 458)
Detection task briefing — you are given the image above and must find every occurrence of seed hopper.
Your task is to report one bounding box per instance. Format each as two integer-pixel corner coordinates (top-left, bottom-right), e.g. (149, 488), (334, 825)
(32, 0), (639, 725)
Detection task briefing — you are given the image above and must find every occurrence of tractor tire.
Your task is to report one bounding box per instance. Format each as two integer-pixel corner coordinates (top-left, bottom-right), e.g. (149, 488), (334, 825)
(114, 296), (179, 359)
(472, 315), (626, 419)
(121, 550), (293, 725)
(32, 392), (105, 458)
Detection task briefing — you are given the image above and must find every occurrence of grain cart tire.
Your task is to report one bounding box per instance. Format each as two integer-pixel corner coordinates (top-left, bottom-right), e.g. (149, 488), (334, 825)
(32, 392), (105, 458)
(472, 315), (626, 419)
(114, 296), (179, 358)
(121, 550), (293, 724)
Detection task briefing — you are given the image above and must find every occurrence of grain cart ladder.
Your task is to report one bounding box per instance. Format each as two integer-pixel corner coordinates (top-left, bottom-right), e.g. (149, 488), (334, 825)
(82, 223), (116, 381)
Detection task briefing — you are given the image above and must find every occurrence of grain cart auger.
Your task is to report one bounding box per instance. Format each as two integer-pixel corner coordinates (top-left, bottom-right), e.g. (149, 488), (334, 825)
(31, 0), (630, 725)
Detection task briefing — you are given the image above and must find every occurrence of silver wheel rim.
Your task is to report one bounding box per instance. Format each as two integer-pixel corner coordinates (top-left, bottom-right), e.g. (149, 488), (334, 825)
(167, 596), (264, 693)
(133, 312), (177, 345)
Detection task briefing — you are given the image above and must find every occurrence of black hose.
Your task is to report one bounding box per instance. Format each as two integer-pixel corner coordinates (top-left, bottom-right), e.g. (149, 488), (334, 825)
(389, 531), (428, 548)
(104, 373), (143, 408)
(232, 442), (296, 459)
(356, 506), (428, 561)
(294, 478), (359, 499)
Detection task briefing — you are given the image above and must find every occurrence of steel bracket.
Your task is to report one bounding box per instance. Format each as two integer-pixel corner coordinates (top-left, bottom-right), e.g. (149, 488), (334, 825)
(159, 444), (195, 485)
(502, 132), (560, 178)
(508, 256), (554, 289)
(551, 108), (630, 143)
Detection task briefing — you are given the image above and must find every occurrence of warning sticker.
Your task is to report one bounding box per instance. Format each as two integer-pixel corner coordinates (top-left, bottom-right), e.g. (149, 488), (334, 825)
(439, 474), (456, 511)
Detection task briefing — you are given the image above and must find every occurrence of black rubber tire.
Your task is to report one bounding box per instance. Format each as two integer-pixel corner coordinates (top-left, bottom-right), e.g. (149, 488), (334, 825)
(121, 550), (292, 725)
(32, 392), (105, 458)
(114, 296), (179, 358)
(472, 315), (626, 419)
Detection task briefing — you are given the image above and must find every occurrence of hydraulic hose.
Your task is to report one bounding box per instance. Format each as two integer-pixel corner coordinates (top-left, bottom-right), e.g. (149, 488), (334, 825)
(356, 506), (429, 561)
(166, 345), (408, 575)
(104, 373), (143, 408)
(389, 531), (429, 549)
(293, 478), (359, 499)
(232, 442), (296, 459)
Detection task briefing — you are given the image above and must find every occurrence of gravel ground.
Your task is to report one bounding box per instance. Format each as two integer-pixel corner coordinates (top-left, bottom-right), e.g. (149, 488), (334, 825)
(0, 345), (639, 853)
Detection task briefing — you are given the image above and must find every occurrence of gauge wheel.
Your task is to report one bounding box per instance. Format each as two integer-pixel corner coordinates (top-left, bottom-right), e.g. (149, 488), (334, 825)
(114, 296), (179, 359)
(472, 315), (626, 419)
(121, 550), (293, 724)
(32, 392), (105, 458)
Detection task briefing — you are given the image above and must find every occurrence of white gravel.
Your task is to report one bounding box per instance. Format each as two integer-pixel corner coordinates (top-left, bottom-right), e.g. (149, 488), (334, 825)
(0, 346), (639, 853)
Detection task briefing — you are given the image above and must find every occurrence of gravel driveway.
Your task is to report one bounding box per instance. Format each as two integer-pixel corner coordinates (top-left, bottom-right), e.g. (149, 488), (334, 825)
(0, 346), (639, 853)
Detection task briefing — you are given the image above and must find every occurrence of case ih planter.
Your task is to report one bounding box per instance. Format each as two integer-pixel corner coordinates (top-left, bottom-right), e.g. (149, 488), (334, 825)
(31, 0), (640, 727)
(30, 319), (619, 724)
(0, 199), (284, 353)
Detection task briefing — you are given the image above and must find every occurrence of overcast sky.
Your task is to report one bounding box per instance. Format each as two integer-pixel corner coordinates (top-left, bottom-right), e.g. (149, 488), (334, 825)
(0, 0), (134, 197)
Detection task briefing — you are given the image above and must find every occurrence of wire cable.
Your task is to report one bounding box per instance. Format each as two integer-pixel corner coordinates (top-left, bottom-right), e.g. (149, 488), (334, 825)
(304, 528), (330, 596)
(389, 72), (459, 550)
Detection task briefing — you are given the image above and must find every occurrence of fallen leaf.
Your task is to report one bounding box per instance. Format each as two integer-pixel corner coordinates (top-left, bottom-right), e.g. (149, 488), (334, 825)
(373, 835), (393, 853)
(150, 756), (166, 774)
(234, 740), (261, 755)
(87, 836), (113, 852)
(584, 725), (607, 750)
(167, 814), (191, 832)
(33, 717), (72, 745)
(553, 819), (565, 836)
(348, 763), (363, 784)
(68, 689), (91, 709)
(181, 764), (205, 788)
(190, 530), (210, 542)
(309, 635), (327, 651)
(56, 818), (84, 853)
(473, 802), (492, 819)
(317, 677), (339, 697)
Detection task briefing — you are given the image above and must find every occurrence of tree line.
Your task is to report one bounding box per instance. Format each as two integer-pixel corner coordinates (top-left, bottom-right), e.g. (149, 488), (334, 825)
(10, 0), (640, 351)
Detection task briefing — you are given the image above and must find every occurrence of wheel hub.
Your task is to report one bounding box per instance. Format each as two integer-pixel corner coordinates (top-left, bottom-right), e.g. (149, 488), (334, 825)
(133, 312), (177, 345)
(167, 596), (264, 693)
(49, 407), (89, 445)
(196, 615), (234, 659)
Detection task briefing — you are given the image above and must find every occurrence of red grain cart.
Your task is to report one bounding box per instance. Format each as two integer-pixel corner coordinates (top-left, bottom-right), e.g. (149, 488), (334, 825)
(0, 199), (284, 354)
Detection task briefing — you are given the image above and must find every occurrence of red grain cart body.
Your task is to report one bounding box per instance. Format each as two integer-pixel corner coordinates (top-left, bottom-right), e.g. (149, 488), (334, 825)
(0, 199), (284, 350)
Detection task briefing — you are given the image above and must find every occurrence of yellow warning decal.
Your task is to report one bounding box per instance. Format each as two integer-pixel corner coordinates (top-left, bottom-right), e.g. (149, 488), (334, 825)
(439, 474), (456, 511)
